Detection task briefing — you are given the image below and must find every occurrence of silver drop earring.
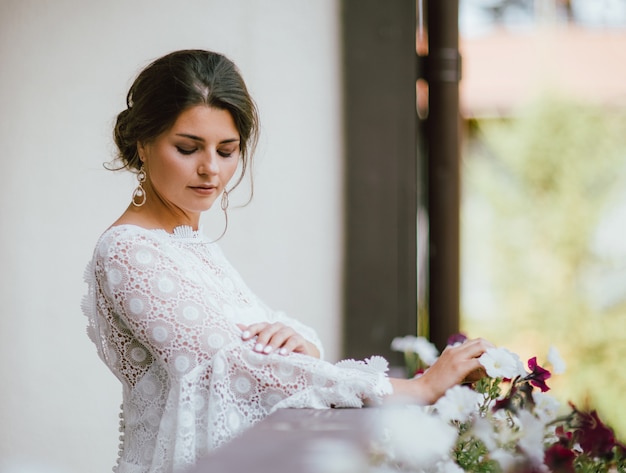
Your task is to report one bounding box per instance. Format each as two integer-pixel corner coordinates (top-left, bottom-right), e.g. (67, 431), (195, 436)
(211, 190), (230, 243)
(132, 166), (147, 207)
(221, 189), (229, 211)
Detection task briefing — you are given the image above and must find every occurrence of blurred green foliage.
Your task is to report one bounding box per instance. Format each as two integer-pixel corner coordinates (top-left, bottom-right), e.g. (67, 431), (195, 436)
(461, 95), (626, 437)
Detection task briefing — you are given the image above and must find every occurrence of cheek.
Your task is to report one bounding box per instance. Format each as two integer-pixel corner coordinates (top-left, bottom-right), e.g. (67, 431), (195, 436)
(223, 158), (240, 180)
(149, 155), (191, 189)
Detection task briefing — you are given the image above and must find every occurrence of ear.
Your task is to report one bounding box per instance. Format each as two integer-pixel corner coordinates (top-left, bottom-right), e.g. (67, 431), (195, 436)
(137, 141), (147, 163)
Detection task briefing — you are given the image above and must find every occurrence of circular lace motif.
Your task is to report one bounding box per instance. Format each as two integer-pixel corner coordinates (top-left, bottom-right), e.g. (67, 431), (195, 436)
(137, 375), (162, 398)
(107, 268), (123, 285)
(175, 355), (191, 373)
(183, 305), (199, 321)
(157, 277), (175, 293)
(226, 407), (242, 431)
(125, 340), (152, 368)
(152, 326), (169, 343)
(207, 333), (225, 349)
(134, 248), (154, 265)
(128, 298), (145, 315)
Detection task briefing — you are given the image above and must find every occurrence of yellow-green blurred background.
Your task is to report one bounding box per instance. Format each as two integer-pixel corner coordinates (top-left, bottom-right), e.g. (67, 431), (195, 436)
(458, 0), (626, 438)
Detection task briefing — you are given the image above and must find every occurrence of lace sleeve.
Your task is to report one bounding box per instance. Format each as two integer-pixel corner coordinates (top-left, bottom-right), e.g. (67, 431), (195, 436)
(97, 230), (248, 382)
(95, 228), (392, 449)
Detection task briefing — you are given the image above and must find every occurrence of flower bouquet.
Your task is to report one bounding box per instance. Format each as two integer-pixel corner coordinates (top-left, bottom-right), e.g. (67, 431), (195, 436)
(373, 334), (626, 473)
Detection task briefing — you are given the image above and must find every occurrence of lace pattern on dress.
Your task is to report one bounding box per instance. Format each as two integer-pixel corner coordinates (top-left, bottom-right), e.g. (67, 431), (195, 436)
(82, 259), (109, 364)
(83, 225), (392, 473)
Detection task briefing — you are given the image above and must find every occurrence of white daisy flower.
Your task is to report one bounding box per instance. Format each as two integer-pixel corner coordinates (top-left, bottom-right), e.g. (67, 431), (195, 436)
(377, 405), (457, 470)
(434, 385), (482, 423)
(479, 347), (526, 379)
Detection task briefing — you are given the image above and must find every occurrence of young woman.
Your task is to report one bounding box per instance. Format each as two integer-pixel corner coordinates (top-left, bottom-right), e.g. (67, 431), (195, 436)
(83, 49), (490, 473)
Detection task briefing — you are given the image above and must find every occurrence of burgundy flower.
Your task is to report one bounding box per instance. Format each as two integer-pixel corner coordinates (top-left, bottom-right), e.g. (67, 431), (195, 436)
(447, 333), (467, 346)
(544, 443), (576, 473)
(493, 385), (518, 412)
(573, 407), (622, 459)
(525, 357), (551, 392)
(554, 425), (573, 447)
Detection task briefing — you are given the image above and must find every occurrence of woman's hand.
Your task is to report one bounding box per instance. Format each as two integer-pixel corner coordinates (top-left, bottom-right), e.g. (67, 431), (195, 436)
(238, 322), (321, 358)
(389, 338), (493, 405)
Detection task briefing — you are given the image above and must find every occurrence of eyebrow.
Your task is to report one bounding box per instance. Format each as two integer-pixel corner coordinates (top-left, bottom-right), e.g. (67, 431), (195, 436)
(175, 133), (240, 144)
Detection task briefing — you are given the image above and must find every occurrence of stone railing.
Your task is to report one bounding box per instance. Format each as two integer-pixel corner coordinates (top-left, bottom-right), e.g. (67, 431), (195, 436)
(188, 408), (377, 473)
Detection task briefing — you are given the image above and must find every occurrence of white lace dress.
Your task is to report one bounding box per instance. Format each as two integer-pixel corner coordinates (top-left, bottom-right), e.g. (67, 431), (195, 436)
(82, 225), (392, 473)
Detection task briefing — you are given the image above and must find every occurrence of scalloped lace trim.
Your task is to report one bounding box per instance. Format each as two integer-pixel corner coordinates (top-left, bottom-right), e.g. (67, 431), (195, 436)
(336, 356), (393, 404)
(155, 225), (206, 241)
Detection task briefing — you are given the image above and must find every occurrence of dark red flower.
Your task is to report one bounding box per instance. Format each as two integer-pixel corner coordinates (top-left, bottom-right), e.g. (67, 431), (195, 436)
(544, 443), (576, 473)
(573, 408), (621, 459)
(525, 357), (551, 392)
(447, 333), (467, 346)
(493, 385), (518, 412)
(554, 425), (573, 447)
(413, 368), (425, 377)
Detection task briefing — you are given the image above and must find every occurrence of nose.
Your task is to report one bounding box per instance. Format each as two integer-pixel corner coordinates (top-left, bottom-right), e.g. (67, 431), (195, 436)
(198, 151), (219, 175)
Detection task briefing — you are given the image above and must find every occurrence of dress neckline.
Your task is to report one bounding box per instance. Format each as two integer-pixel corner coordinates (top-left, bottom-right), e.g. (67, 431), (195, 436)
(155, 225), (204, 240)
(108, 224), (211, 243)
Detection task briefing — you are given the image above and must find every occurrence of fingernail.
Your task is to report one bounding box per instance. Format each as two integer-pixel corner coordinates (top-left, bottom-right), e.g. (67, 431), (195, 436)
(242, 330), (251, 339)
(255, 343), (264, 352)
(279, 348), (288, 356)
(263, 346), (273, 354)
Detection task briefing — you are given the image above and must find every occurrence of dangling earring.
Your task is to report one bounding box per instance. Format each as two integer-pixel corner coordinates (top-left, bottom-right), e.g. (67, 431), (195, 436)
(132, 166), (147, 207)
(221, 189), (229, 211)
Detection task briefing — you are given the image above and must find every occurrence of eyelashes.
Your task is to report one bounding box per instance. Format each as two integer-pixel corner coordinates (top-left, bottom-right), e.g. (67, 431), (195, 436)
(176, 146), (236, 158)
(176, 146), (196, 155)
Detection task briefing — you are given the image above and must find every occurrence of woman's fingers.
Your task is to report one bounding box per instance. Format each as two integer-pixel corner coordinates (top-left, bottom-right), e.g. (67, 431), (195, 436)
(446, 337), (493, 359)
(240, 322), (270, 340)
(239, 322), (301, 355)
(466, 337), (495, 354)
(463, 363), (487, 384)
(250, 323), (283, 353)
(237, 323), (249, 337)
(413, 338), (493, 403)
(279, 333), (307, 355)
(258, 325), (296, 354)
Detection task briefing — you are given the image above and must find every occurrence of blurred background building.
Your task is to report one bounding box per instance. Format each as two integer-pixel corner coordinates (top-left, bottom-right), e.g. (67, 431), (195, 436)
(460, 0), (626, 114)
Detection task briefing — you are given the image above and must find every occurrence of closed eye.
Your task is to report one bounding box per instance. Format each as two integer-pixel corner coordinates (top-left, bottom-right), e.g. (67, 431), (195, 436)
(176, 146), (197, 155)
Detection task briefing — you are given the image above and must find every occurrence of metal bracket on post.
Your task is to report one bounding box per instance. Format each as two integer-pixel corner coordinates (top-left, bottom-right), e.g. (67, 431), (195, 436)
(418, 49), (462, 83)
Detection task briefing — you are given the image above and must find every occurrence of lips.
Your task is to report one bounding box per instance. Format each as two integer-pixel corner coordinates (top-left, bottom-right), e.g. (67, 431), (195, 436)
(189, 184), (218, 195)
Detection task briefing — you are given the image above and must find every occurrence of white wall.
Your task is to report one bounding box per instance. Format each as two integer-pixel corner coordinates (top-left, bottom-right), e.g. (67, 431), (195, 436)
(0, 1), (343, 471)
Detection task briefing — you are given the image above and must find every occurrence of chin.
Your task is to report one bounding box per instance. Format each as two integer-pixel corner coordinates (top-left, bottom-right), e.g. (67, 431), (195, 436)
(198, 202), (218, 212)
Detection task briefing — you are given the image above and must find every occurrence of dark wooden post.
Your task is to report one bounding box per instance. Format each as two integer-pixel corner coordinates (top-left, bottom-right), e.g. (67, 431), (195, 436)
(341, 0), (418, 361)
(424, 0), (462, 350)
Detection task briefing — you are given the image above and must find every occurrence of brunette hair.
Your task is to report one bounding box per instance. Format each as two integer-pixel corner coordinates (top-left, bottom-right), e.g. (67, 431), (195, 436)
(112, 49), (259, 192)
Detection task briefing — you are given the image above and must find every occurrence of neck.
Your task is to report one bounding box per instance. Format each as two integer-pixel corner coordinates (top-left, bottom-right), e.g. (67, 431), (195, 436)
(116, 200), (200, 233)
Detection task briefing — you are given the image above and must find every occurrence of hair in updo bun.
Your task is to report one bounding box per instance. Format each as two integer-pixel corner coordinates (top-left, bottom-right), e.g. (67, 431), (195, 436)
(110, 49), (259, 191)
(113, 108), (140, 169)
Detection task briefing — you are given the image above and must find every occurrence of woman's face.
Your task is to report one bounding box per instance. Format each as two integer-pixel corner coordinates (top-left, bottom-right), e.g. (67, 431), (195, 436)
(139, 105), (241, 216)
